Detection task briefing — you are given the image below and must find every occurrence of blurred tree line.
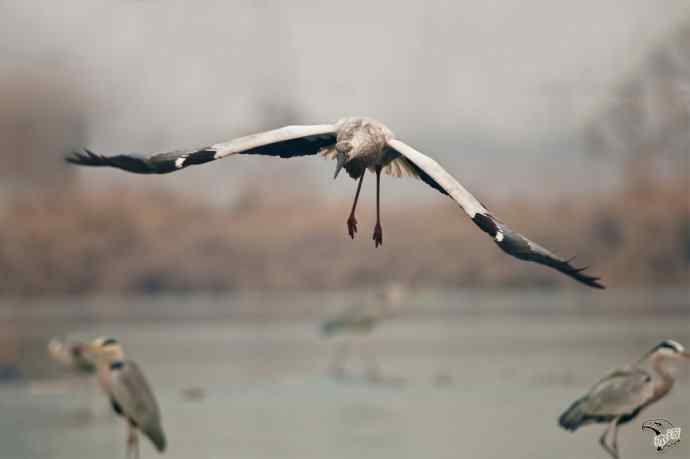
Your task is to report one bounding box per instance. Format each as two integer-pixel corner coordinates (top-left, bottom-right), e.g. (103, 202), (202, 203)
(585, 22), (690, 192)
(0, 67), (86, 194)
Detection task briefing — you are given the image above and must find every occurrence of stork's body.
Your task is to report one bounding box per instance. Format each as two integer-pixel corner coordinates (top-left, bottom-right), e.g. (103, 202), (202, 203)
(333, 118), (394, 246)
(335, 117), (393, 178)
(67, 116), (604, 288)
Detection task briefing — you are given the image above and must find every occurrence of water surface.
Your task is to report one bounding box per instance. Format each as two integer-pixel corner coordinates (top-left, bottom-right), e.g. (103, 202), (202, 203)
(1, 289), (688, 459)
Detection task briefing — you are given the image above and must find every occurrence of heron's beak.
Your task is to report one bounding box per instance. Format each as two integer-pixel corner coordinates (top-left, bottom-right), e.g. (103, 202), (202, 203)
(334, 152), (346, 179)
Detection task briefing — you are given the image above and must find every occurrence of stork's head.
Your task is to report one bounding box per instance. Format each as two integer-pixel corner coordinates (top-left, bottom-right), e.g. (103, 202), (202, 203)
(333, 141), (353, 179)
(86, 336), (124, 363)
(648, 340), (690, 361)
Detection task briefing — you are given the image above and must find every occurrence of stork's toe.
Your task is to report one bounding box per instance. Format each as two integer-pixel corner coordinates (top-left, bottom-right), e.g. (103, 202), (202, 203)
(373, 224), (383, 247)
(347, 216), (358, 239)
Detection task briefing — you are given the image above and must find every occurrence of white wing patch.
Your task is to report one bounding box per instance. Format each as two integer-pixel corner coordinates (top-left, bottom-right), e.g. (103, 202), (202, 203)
(383, 157), (419, 178)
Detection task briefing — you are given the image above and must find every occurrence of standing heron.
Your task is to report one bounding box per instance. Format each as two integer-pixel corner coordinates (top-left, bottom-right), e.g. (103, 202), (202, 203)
(66, 117), (603, 288)
(321, 284), (406, 379)
(48, 338), (96, 375)
(558, 340), (690, 458)
(86, 337), (166, 458)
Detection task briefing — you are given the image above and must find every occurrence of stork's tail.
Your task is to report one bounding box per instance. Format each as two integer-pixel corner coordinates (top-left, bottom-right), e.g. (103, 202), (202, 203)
(558, 397), (588, 431)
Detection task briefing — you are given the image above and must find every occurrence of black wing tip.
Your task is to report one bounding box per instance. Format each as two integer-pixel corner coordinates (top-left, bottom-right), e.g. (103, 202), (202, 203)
(490, 225), (606, 289)
(65, 148), (105, 166)
(559, 259), (606, 289)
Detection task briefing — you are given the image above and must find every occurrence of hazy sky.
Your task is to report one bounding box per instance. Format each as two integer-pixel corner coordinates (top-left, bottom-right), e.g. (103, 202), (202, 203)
(2, 0), (689, 201)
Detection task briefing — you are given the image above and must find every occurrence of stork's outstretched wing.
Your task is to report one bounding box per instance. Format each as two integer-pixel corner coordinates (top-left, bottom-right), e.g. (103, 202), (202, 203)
(386, 139), (604, 289)
(66, 125), (337, 174)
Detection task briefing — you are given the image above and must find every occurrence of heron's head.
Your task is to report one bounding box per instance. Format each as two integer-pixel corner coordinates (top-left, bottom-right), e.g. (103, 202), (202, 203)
(86, 336), (124, 363)
(333, 141), (353, 179)
(647, 340), (690, 361)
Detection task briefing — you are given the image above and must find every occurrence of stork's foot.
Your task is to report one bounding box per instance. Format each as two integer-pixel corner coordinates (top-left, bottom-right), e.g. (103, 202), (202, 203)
(347, 215), (358, 239)
(372, 223), (383, 247)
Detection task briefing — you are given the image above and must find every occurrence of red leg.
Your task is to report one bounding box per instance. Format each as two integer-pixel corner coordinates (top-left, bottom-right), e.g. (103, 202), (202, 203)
(347, 173), (365, 239)
(373, 166), (383, 247)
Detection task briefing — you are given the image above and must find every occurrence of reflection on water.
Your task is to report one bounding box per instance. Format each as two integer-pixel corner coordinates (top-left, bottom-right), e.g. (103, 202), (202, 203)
(0, 289), (688, 459)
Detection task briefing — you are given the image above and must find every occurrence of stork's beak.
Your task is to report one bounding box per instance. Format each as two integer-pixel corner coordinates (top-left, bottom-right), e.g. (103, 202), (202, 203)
(334, 152), (346, 179)
(681, 351), (690, 359)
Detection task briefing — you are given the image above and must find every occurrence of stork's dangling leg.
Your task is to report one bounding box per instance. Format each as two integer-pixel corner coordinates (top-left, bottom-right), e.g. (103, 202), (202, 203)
(347, 173), (365, 238)
(372, 165), (383, 247)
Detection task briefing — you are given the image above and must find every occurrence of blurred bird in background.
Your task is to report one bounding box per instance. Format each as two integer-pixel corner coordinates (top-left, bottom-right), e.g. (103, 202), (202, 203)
(48, 338), (96, 375)
(42, 337), (103, 420)
(321, 283), (407, 380)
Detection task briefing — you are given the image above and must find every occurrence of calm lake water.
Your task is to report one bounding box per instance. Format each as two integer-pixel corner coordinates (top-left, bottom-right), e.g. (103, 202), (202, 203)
(0, 289), (688, 459)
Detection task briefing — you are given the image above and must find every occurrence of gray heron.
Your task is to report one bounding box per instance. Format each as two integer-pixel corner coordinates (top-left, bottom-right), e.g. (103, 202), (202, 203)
(558, 339), (690, 458)
(86, 337), (166, 458)
(66, 117), (603, 288)
(48, 338), (96, 375)
(321, 284), (405, 379)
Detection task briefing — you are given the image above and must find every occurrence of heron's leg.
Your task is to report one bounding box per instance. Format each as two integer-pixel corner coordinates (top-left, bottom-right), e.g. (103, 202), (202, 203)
(133, 430), (140, 459)
(372, 165), (383, 247)
(610, 418), (621, 459)
(347, 173), (365, 238)
(599, 421), (618, 459)
(126, 423), (136, 459)
(362, 338), (381, 382)
(330, 339), (352, 378)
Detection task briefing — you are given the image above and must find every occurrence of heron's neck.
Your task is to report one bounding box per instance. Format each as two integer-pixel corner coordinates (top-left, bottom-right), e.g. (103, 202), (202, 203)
(648, 356), (674, 405)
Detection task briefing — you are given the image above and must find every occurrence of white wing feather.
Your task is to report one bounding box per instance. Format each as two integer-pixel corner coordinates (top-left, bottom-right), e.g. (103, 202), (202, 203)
(386, 139), (604, 288)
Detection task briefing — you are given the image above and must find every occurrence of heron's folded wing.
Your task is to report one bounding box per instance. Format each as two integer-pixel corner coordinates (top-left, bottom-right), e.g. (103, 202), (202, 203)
(580, 368), (653, 416)
(110, 361), (166, 451)
(66, 125), (337, 174)
(386, 139), (604, 289)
